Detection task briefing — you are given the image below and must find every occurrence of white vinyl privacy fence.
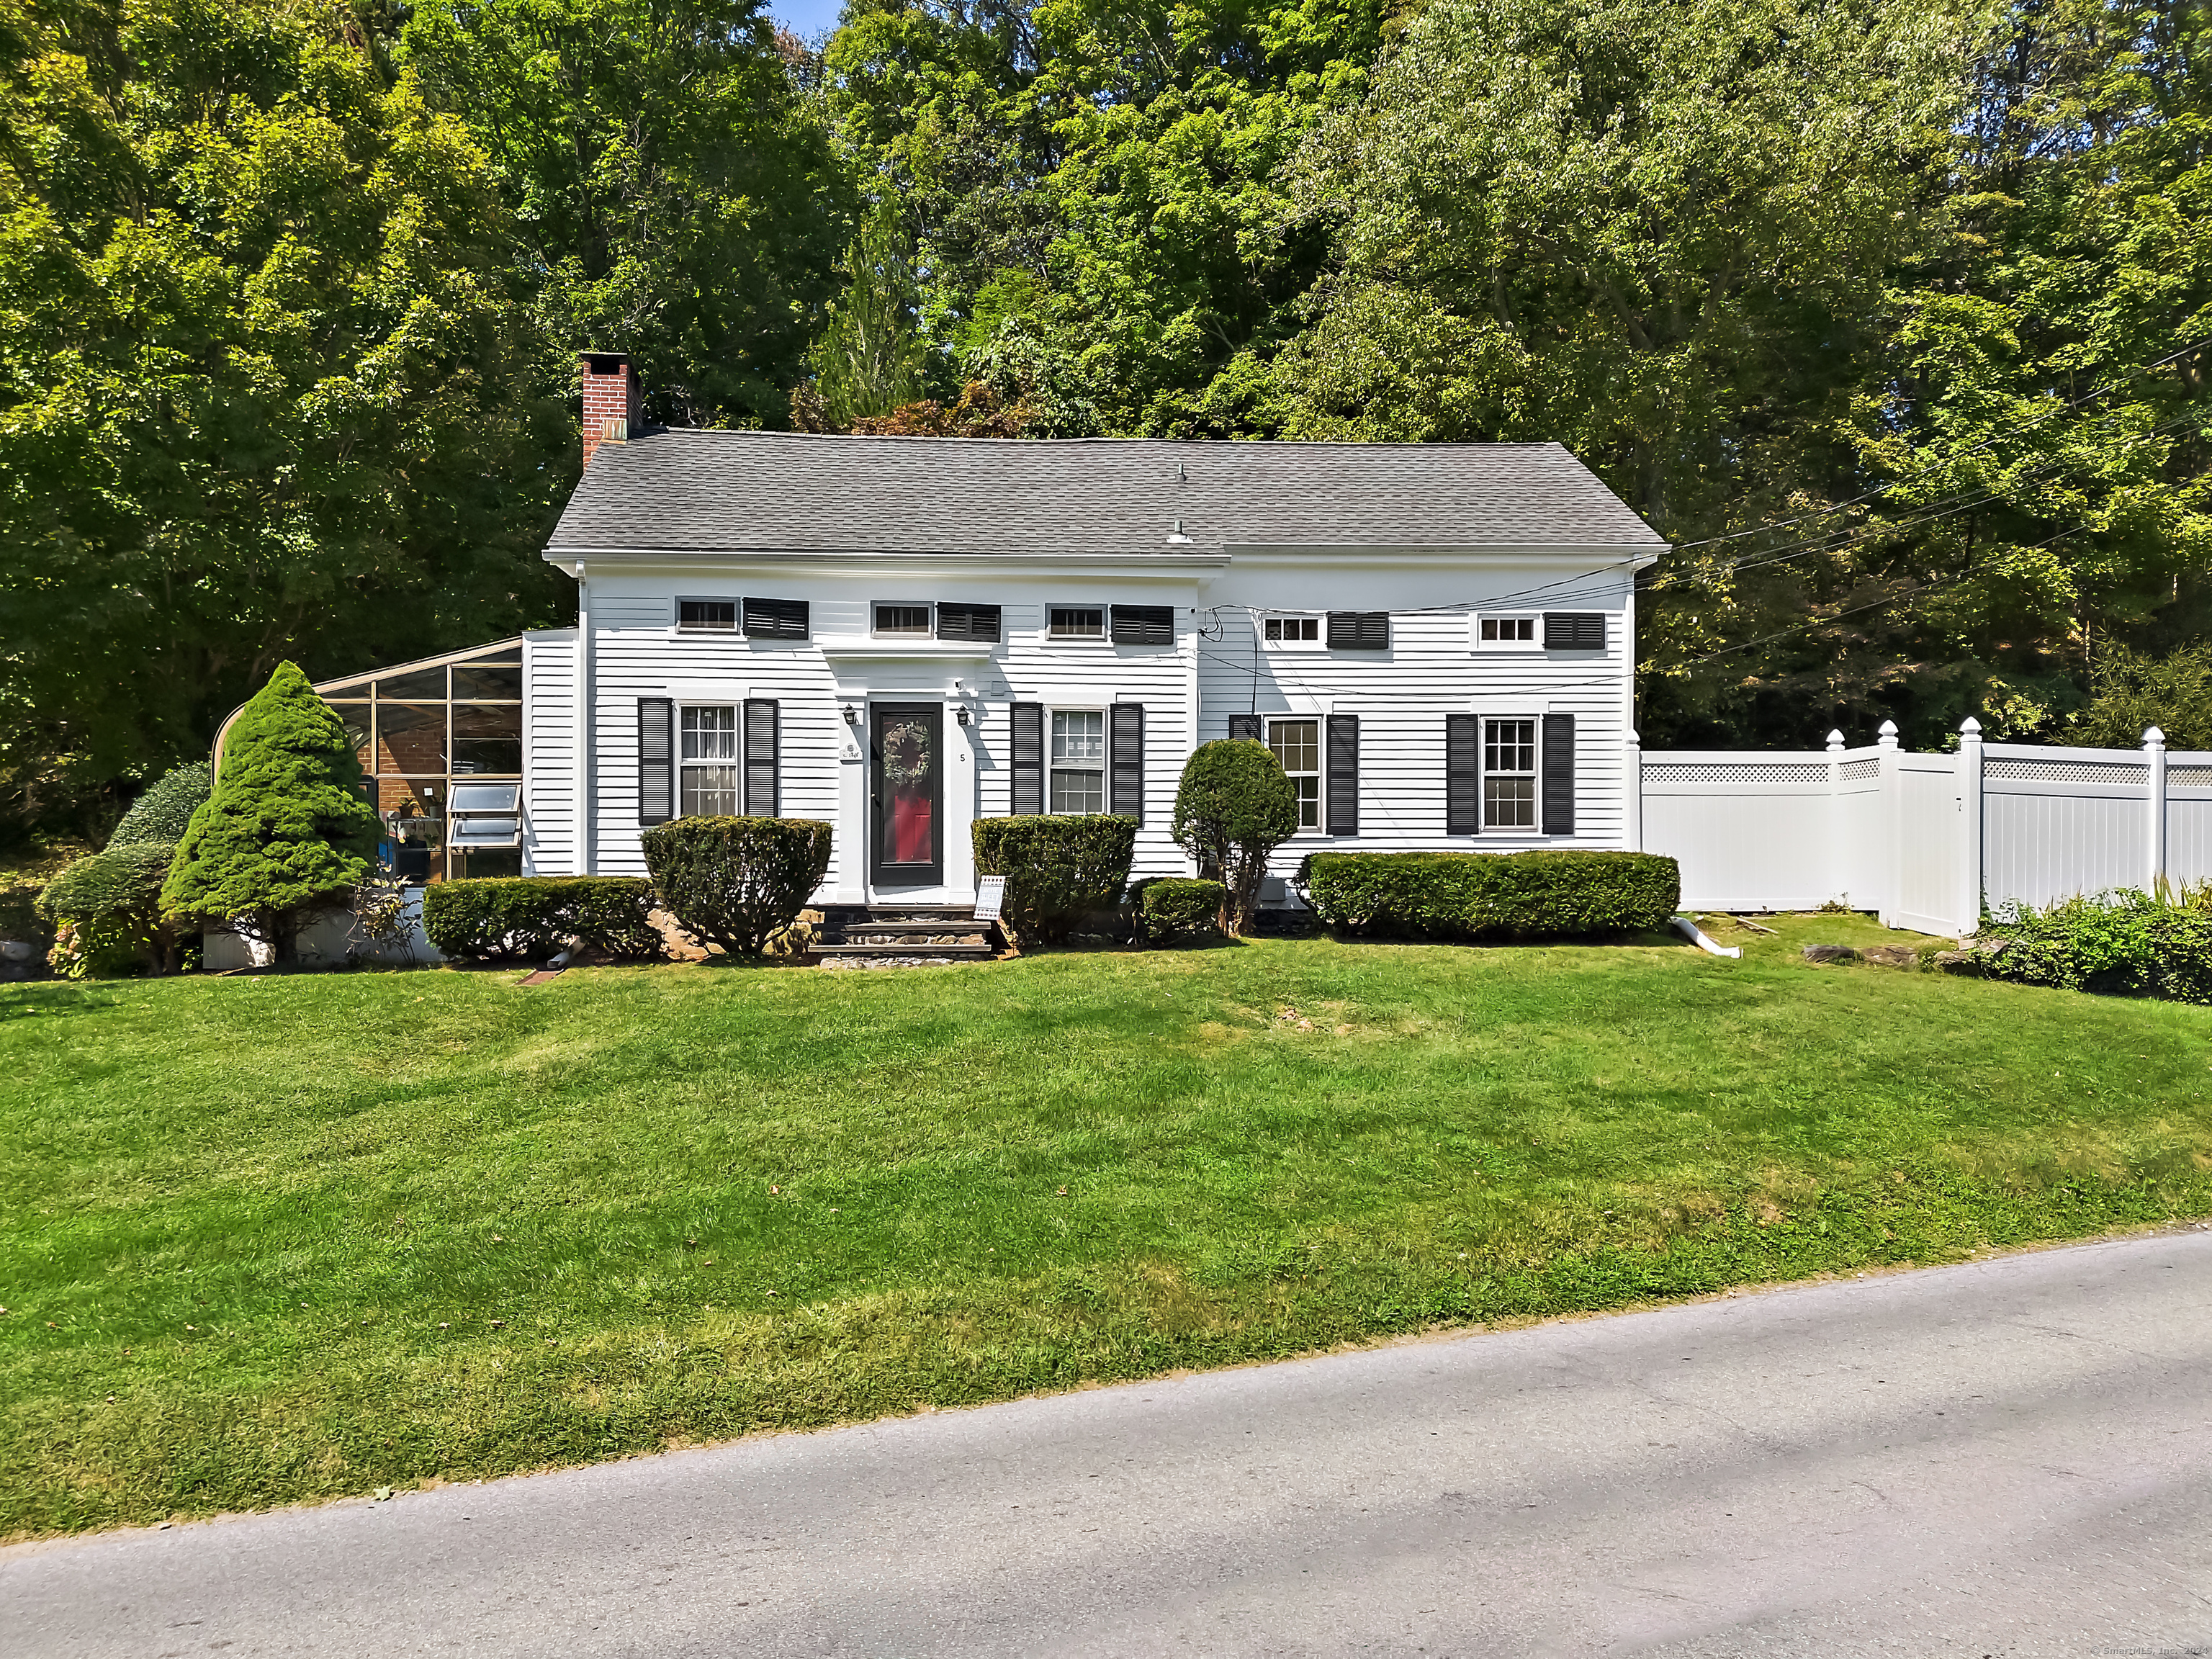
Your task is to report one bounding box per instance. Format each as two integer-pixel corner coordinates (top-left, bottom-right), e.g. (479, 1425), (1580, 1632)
(1632, 722), (2204, 937)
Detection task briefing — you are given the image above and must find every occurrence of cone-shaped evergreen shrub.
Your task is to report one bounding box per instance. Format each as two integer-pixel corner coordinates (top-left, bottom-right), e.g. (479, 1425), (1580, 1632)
(162, 662), (379, 961)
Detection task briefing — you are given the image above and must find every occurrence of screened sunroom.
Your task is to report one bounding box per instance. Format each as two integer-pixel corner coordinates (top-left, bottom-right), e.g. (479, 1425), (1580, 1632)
(214, 639), (528, 884)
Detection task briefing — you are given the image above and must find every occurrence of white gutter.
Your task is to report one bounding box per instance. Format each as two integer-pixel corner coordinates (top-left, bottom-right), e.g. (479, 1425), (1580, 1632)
(573, 564), (593, 875)
(1671, 915), (1742, 958)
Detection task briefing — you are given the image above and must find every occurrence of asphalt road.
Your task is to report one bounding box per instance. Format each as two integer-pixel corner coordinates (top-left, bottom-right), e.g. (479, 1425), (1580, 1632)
(10, 1231), (2212, 1658)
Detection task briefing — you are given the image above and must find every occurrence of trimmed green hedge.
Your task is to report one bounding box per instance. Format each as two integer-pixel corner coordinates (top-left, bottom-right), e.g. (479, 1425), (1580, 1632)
(972, 815), (1138, 945)
(642, 817), (832, 958)
(1303, 850), (1681, 940)
(109, 763), (212, 849)
(1135, 877), (1228, 945)
(423, 876), (664, 962)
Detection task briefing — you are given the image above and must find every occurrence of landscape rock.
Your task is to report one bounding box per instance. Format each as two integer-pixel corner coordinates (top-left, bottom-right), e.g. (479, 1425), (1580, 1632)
(1930, 950), (1984, 974)
(1861, 945), (1923, 968)
(1802, 944), (1861, 964)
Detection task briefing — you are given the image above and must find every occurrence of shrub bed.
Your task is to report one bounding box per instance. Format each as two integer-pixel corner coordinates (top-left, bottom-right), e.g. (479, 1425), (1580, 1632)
(1303, 850), (1680, 940)
(37, 842), (181, 977)
(1968, 890), (2212, 1003)
(1134, 877), (1228, 945)
(972, 816), (1138, 945)
(423, 876), (665, 963)
(642, 817), (833, 958)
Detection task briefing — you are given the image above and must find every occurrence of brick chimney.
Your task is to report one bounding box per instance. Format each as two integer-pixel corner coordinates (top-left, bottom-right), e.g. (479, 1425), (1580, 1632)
(580, 351), (640, 469)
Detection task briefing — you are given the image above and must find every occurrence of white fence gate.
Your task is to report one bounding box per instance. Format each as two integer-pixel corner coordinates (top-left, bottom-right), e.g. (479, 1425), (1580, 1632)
(1634, 721), (2202, 937)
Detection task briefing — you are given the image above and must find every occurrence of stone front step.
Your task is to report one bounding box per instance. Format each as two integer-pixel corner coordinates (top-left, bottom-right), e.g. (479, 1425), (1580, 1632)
(808, 902), (1004, 961)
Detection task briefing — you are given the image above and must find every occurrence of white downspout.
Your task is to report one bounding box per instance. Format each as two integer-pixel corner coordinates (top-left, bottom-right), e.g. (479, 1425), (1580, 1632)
(573, 562), (593, 875)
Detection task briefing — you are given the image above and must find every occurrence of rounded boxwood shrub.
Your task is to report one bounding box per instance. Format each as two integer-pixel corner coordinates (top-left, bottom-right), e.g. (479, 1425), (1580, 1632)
(163, 662), (378, 962)
(109, 763), (212, 849)
(1303, 850), (1681, 940)
(971, 815), (1138, 945)
(37, 842), (181, 976)
(423, 876), (665, 963)
(642, 816), (833, 958)
(1171, 741), (1298, 935)
(1136, 876), (1228, 945)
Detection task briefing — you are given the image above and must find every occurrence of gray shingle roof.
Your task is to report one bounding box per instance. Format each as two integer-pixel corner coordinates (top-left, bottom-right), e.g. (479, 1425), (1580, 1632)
(547, 431), (1666, 556)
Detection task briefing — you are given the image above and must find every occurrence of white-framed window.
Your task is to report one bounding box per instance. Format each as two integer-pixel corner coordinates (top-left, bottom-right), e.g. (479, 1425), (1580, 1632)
(1475, 614), (1540, 649)
(677, 598), (737, 631)
(1049, 709), (1106, 812)
(1483, 717), (1537, 828)
(680, 704), (739, 815)
(1262, 613), (1323, 649)
(1048, 606), (1105, 640)
(1269, 718), (1321, 830)
(873, 602), (932, 636)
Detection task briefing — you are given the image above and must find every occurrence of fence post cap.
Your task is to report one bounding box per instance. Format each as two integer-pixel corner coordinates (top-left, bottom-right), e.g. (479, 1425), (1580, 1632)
(2145, 726), (2167, 747)
(1825, 729), (1845, 751)
(1877, 719), (1899, 747)
(1626, 729), (1642, 747)
(1959, 716), (1982, 740)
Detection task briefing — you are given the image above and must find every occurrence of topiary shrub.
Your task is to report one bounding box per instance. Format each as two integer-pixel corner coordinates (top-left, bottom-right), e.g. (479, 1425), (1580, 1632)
(423, 876), (664, 963)
(1171, 740), (1299, 935)
(642, 817), (832, 958)
(37, 842), (181, 976)
(163, 663), (379, 963)
(108, 763), (212, 849)
(971, 815), (1138, 945)
(1135, 876), (1228, 945)
(1303, 850), (1681, 940)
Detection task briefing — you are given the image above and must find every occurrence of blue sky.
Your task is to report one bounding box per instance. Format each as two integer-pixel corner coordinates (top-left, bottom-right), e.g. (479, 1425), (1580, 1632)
(770, 0), (844, 39)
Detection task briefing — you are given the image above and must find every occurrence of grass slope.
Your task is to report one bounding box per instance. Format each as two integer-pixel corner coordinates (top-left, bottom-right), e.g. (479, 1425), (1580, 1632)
(5, 917), (2210, 1538)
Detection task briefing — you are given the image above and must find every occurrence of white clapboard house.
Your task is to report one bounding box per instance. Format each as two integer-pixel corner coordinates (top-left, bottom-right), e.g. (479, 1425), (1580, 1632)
(282, 353), (1668, 914)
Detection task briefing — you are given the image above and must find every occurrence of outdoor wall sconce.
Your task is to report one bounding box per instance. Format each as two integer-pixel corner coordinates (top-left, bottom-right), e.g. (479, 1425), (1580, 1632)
(956, 706), (971, 726)
(842, 705), (860, 725)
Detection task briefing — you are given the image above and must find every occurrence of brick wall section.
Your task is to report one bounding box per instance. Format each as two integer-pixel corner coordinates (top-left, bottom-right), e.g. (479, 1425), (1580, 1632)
(580, 353), (639, 469)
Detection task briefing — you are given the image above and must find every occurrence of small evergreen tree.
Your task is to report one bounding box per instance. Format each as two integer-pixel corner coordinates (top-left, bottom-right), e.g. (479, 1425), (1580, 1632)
(1171, 740), (1300, 935)
(162, 663), (379, 963)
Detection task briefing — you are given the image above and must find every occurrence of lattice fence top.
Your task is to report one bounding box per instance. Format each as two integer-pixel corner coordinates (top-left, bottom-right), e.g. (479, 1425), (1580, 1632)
(1984, 757), (2148, 784)
(1839, 757), (1880, 780)
(2168, 765), (2212, 789)
(1643, 762), (1830, 784)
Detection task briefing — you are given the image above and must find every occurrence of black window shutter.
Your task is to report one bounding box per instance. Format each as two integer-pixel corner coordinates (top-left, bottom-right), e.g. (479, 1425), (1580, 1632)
(1327, 611), (1390, 651)
(1228, 714), (1262, 742)
(638, 698), (673, 825)
(1326, 714), (1359, 836)
(939, 602), (1000, 643)
(1110, 704), (1144, 822)
(1542, 713), (1575, 835)
(1543, 612), (1605, 650)
(1446, 713), (1479, 835)
(1110, 604), (1174, 645)
(1010, 702), (1044, 815)
(743, 597), (809, 639)
(743, 699), (778, 817)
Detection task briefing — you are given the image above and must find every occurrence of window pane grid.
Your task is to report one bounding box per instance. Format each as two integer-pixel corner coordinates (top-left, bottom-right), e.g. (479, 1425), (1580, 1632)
(1483, 719), (1537, 829)
(875, 604), (930, 635)
(1269, 719), (1321, 830)
(1048, 607), (1104, 638)
(1050, 711), (1104, 812)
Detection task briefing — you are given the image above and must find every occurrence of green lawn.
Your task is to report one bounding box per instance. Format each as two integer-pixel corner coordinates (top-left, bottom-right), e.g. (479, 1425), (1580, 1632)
(6, 917), (2211, 1539)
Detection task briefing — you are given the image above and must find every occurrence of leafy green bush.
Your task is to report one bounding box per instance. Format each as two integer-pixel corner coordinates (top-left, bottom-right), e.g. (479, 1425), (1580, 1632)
(163, 663), (378, 961)
(36, 842), (180, 976)
(423, 876), (665, 963)
(109, 763), (212, 849)
(642, 817), (833, 958)
(1135, 877), (1228, 945)
(1972, 889), (2212, 1003)
(1171, 741), (1298, 935)
(1303, 850), (1681, 940)
(971, 815), (1138, 945)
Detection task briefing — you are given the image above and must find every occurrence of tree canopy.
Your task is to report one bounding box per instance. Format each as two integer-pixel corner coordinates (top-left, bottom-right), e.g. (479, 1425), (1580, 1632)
(4, 0), (2210, 841)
